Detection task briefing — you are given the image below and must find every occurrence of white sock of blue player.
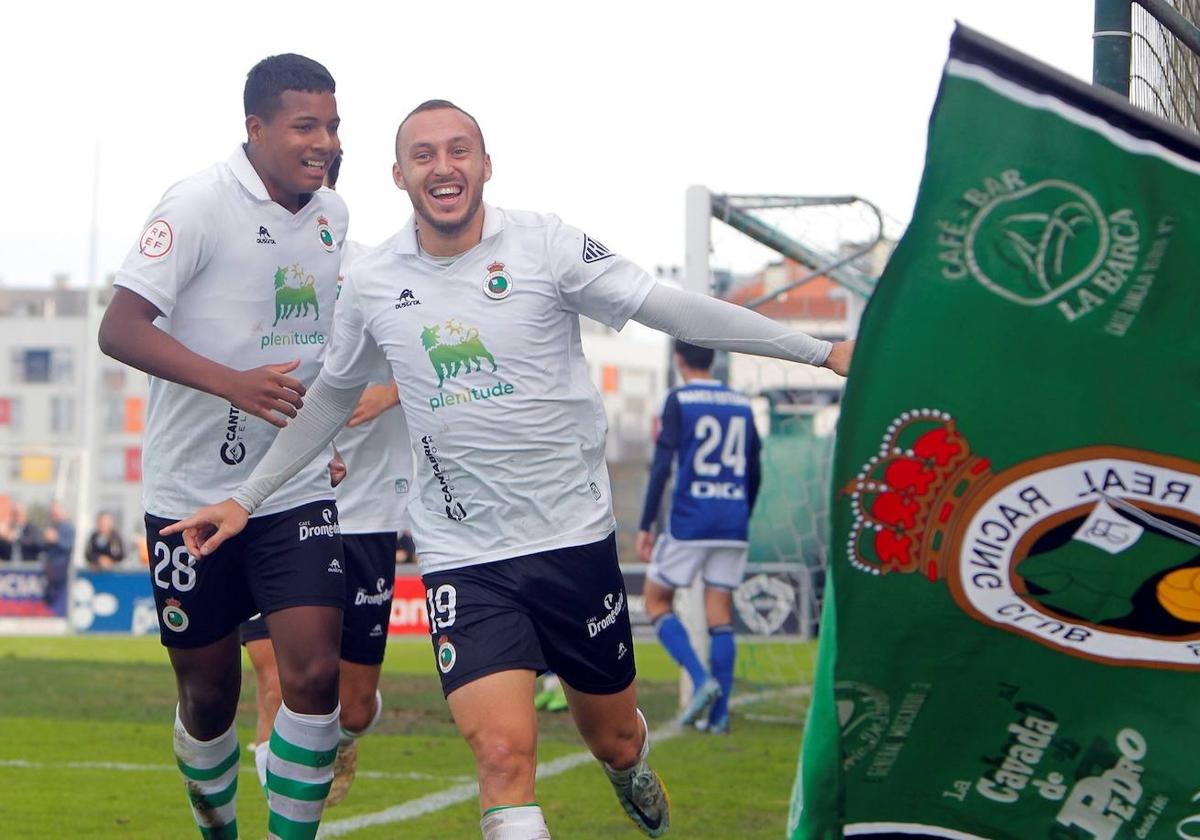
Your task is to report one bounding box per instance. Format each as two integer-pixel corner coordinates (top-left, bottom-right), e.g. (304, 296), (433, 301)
(480, 803), (551, 839)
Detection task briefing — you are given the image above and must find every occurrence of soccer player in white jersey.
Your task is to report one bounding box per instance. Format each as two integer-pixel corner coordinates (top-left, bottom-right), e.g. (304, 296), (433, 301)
(238, 151), (415, 806)
(164, 99), (854, 839)
(637, 340), (763, 735)
(98, 54), (349, 840)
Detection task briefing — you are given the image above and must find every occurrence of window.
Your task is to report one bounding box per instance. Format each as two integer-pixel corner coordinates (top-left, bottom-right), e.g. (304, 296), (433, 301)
(50, 396), (75, 434)
(0, 397), (18, 431)
(11, 348), (74, 384)
(102, 367), (126, 391)
(19, 349), (51, 383)
(100, 449), (125, 483)
(103, 395), (123, 434)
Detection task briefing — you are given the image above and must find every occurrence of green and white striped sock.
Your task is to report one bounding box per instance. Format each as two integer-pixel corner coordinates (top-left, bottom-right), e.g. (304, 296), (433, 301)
(266, 702), (339, 840)
(173, 707), (239, 839)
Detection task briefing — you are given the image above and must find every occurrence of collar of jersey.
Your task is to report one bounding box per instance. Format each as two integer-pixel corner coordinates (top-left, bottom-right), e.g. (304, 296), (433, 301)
(227, 145), (275, 202)
(391, 203), (504, 256)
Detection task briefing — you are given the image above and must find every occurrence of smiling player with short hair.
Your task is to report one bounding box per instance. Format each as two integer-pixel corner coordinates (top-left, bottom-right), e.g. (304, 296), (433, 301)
(164, 98), (852, 839)
(99, 53), (348, 840)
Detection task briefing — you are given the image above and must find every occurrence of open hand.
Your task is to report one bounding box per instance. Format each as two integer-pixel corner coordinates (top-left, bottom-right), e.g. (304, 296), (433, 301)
(348, 382), (400, 427)
(636, 530), (656, 564)
(223, 359), (306, 428)
(159, 499), (250, 557)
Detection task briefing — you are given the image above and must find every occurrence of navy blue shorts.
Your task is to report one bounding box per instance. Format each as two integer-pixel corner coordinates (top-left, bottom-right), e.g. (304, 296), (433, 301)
(421, 533), (635, 696)
(239, 531), (395, 665)
(145, 500), (345, 648)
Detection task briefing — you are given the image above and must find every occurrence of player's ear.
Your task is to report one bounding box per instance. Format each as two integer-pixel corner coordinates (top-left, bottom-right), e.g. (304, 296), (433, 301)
(483, 153), (492, 184)
(393, 161), (406, 191)
(245, 114), (265, 146)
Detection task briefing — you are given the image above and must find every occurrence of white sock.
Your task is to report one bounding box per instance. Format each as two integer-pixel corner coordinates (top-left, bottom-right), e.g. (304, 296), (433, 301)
(254, 741), (270, 791)
(172, 707), (239, 832)
(481, 804), (551, 839)
(266, 701), (340, 836)
(541, 673), (561, 692)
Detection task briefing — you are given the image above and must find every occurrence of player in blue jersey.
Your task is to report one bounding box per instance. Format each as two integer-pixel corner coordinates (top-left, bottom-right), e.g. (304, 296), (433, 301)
(637, 341), (762, 734)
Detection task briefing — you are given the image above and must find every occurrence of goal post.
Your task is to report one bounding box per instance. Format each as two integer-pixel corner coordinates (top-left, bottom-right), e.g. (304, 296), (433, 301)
(670, 185), (891, 720)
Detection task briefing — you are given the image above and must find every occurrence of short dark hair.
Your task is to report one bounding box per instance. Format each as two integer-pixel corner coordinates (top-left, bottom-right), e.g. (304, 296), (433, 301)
(244, 54), (336, 120)
(395, 99), (486, 158)
(327, 150), (343, 189)
(674, 340), (715, 371)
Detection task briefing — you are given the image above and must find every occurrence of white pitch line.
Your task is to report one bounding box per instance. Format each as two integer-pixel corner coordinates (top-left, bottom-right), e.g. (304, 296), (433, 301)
(0, 759), (469, 784)
(317, 686), (810, 838)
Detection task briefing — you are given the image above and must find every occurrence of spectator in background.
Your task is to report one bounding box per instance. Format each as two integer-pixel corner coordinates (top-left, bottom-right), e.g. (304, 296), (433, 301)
(41, 501), (75, 608)
(85, 511), (126, 570)
(0, 511), (13, 561)
(13, 504), (42, 563)
(134, 534), (150, 566)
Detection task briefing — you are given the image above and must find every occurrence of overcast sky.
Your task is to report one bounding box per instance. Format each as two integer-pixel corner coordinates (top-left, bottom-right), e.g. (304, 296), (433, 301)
(0, 1), (1092, 288)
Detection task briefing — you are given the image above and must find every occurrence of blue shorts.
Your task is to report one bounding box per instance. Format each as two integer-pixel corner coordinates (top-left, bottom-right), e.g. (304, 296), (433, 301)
(145, 500), (345, 648)
(421, 533), (635, 696)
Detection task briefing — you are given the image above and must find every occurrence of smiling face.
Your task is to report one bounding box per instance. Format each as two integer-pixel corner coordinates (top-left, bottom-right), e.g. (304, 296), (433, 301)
(393, 106), (491, 256)
(246, 89), (341, 211)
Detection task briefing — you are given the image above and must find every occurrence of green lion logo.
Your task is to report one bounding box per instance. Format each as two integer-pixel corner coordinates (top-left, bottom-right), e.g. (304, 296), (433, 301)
(273, 265), (320, 326)
(420, 321), (498, 388)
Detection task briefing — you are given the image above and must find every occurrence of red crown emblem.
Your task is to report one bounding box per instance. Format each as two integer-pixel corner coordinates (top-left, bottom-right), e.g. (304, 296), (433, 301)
(842, 409), (991, 581)
(318, 216), (329, 227)
(487, 262), (506, 274)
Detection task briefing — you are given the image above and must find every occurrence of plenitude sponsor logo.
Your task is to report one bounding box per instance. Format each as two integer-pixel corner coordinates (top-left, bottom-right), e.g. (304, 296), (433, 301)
(420, 320), (518, 412)
(259, 329), (325, 350)
(429, 380), (515, 412)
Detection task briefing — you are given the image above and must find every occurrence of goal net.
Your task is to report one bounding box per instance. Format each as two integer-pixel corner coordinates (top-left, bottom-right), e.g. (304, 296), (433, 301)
(675, 188), (896, 724)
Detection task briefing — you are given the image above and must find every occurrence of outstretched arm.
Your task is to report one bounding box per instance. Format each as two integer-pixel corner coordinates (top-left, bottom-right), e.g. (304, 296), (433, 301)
(161, 370), (365, 555)
(630, 283), (854, 375)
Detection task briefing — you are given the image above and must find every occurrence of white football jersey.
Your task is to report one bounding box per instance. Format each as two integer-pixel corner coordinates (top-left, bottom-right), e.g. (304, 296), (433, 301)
(324, 206), (656, 572)
(332, 241), (414, 535)
(114, 146), (349, 520)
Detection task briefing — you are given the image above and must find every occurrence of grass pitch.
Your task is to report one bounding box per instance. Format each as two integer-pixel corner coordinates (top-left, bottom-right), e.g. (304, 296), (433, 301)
(0, 635), (814, 838)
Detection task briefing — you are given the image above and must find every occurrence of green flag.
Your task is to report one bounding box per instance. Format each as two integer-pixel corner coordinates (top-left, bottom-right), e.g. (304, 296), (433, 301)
(791, 25), (1200, 840)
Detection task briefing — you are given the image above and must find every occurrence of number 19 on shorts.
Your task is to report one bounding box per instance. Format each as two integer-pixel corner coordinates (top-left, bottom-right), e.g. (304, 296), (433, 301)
(426, 584), (456, 634)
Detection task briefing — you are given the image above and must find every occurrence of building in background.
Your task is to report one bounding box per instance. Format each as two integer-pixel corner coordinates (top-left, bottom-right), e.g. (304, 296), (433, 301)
(0, 278), (146, 563)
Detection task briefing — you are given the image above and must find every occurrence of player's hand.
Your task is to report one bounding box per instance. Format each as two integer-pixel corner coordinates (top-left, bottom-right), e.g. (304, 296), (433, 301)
(328, 446), (347, 488)
(348, 382), (400, 427)
(159, 499), (250, 557)
(823, 340), (855, 377)
(222, 359), (306, 429)
(636, 530), (656, 564)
